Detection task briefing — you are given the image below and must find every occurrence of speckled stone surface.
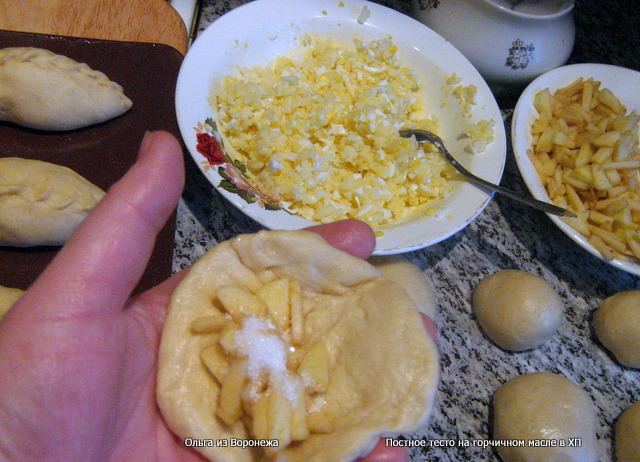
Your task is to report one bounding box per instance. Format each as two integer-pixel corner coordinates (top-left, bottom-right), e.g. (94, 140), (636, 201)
(174, 1), (640, 460)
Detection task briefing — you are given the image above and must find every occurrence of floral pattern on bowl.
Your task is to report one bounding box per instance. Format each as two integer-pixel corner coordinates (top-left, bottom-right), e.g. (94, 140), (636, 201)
(192, 118), (282, 212)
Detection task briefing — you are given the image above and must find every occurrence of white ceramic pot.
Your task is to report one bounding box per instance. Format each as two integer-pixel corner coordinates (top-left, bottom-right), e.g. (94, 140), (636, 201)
(411, 0), (575, 95)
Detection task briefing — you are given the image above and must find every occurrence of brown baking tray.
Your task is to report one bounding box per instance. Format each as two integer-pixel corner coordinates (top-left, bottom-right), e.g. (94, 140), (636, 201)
(0, 30), (184, 294)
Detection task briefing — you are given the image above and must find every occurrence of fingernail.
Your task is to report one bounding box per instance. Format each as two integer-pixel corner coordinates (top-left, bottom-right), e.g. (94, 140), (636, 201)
(140, 131), (154, 153)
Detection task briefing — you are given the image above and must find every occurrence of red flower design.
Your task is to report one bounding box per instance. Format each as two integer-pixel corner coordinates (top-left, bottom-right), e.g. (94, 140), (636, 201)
(196, 132), (224, 165)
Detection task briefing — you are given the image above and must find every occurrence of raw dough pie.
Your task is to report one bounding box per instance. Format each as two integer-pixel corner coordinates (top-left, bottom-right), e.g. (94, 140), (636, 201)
(0, 157), (105, 247)
(0, 285), (23, 320)
(0, 47), (132, 131)
(157, 230), (439, 462)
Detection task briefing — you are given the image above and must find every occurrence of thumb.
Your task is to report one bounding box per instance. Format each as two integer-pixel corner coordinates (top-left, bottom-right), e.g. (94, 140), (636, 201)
(13, 131), (185, 320)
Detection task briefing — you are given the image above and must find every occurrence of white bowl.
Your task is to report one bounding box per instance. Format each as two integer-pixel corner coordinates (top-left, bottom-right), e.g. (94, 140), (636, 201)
(411, 0), (575, 95)
(512, 63), (640, 276)
(176, 0), (506, 254)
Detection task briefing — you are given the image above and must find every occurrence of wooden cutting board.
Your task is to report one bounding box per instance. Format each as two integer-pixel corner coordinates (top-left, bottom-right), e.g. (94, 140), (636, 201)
(0, 0), (188, 54)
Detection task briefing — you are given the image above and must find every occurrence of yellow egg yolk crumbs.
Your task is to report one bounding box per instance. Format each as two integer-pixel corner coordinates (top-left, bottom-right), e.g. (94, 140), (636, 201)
(214, 36), (458, 227)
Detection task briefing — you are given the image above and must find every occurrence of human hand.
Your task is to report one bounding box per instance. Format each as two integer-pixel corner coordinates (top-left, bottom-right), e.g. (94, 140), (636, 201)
(0, 131), (435, 462)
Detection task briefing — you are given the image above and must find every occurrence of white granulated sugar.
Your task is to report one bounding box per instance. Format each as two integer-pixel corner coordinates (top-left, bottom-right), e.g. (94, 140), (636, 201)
(234, 316), (301, 403)
(234, 316), (287, 377)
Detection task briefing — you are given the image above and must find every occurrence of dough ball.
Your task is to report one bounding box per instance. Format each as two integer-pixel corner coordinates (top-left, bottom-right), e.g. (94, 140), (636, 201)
(0, 157), (105, 247)
(0, 47), (132, 131)
(593, 290), (640, 369)
(492, 372), (598, 462)
(369, 255), (436, 318)
(0, 285), (23, 320)
(616, 401), (640, 462)
(472, 270), (563, 351)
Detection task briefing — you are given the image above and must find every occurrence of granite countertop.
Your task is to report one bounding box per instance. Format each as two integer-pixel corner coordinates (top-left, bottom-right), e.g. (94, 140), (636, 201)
(173, 1), (640, 460)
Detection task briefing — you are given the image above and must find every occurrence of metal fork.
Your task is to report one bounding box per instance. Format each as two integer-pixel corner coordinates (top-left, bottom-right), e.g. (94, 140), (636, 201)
(399, 128), (576, 218)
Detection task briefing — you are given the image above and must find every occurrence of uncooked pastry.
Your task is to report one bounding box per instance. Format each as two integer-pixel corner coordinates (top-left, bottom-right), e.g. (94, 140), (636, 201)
(369, 255), (436, 318)
(593, 290), (640, 368)
(616, 400), (640, 462)
(472, 269), (563, 351)
(157, 229), (439, 462)
(0, 47), (132, 131)
(0, 157), (105, 247)
(492, 372), (598, 462)
(0, 284), (23, 320)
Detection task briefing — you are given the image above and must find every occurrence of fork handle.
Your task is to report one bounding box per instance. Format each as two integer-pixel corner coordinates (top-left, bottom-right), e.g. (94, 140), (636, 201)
(442, 149), (576, 217)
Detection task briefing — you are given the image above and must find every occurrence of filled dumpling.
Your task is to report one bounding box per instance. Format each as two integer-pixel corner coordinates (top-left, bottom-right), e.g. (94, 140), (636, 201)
(0, 47), (132, 131)
(0, 157), (105, 247)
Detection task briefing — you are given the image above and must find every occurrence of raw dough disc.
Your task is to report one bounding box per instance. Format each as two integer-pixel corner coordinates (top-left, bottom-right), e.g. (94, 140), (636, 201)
(157, 229), (440, 462)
